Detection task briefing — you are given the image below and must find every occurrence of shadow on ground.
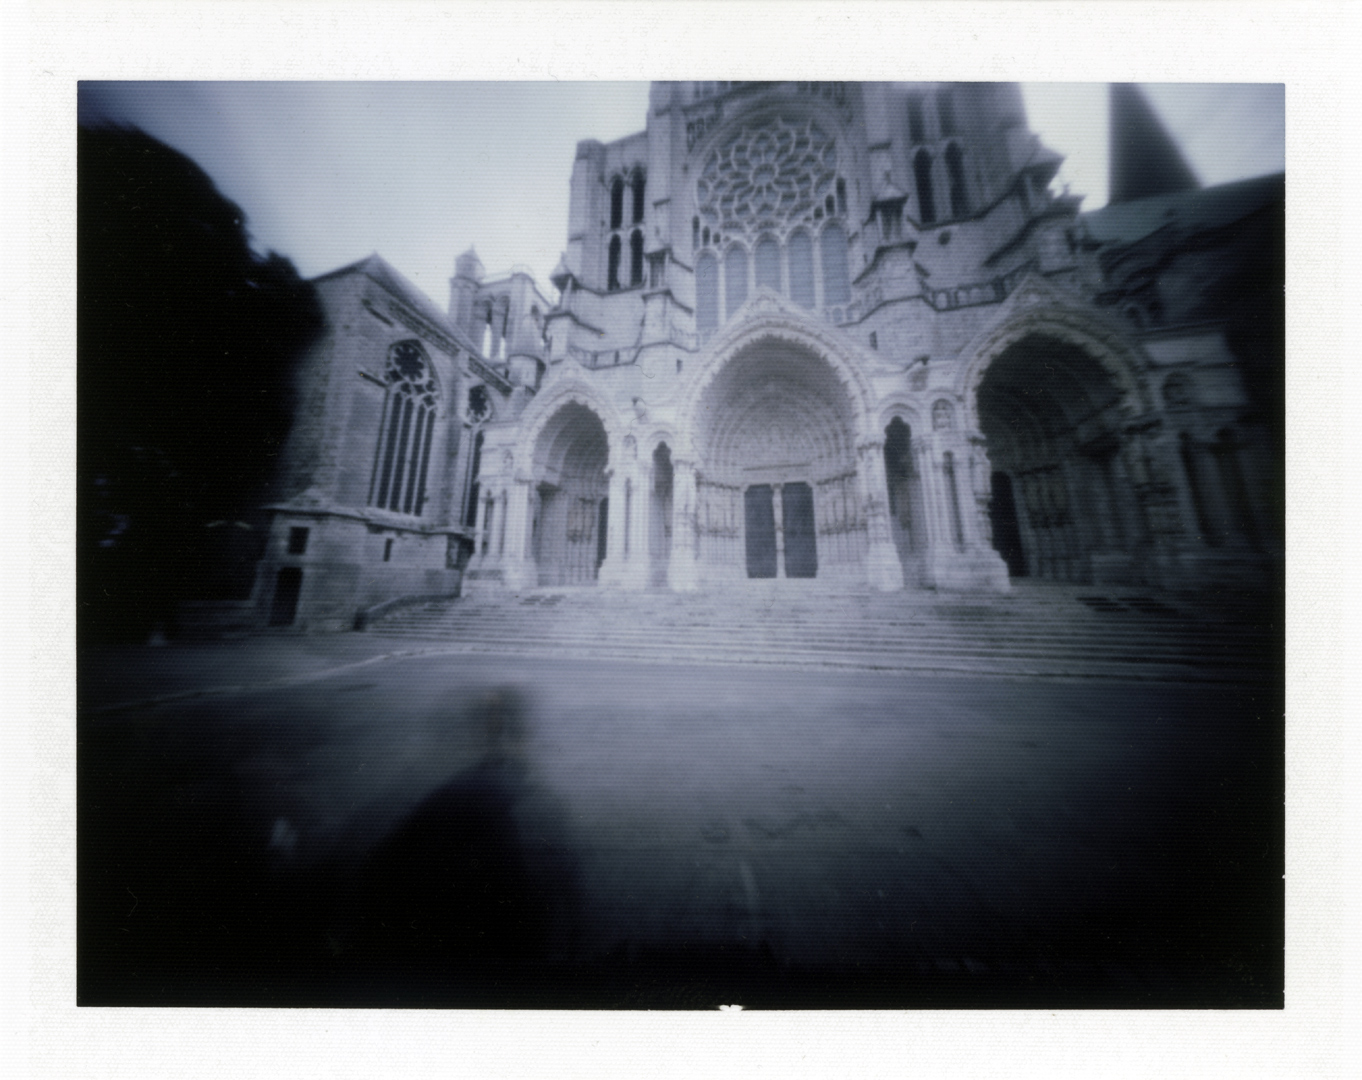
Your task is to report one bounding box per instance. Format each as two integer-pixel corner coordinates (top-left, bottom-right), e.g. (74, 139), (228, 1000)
(78, 656), (1283, 1009)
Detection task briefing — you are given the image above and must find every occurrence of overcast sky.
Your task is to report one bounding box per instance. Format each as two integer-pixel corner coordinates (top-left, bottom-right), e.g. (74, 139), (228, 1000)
(78, 82), (1284, 305)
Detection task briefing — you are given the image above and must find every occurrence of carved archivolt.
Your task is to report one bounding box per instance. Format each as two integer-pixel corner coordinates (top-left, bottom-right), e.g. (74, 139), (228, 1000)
(514, 377), (623, 476)
(957, 300), (1153, 431)
(677, 306), (878, 454)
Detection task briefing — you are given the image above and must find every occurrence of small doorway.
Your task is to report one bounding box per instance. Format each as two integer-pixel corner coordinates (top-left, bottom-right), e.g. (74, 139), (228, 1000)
(269, 566), (303, 626)
(781, 482), (818, 578)
(744, 485), (777, 578)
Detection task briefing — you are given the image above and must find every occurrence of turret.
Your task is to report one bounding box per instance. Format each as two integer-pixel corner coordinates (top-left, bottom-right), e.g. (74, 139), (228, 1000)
(505, 309), (545, 389)
(448, 247), (485, 337)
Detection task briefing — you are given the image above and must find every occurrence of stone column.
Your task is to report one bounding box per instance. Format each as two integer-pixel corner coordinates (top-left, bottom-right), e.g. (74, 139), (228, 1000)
(480, 492), (497, 560)
(470, 485), (491, 567)
(1125, 422), (1201, 587)
(915, 432), (1010, 592)
(857, 439), (905, 592)
(499, 478), (535, 591)
(668, 458), (700, 592)
(495, 488), (509, 557)
(596, 463), (635, 589)
(633, 465), (649, 568)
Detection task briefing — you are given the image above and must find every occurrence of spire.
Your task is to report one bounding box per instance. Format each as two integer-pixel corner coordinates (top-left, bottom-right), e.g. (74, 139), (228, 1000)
(1108, 84), (1200, 205)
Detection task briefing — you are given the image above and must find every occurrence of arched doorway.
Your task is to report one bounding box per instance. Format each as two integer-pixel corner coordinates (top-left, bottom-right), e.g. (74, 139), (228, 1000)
(691, 338), (860, 583)
(975, 333), (1144, 584)
(529, 401), (609, 586)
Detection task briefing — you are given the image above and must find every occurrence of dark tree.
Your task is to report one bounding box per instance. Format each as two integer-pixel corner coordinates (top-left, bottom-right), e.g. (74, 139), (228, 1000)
(79, 124), (323, 643)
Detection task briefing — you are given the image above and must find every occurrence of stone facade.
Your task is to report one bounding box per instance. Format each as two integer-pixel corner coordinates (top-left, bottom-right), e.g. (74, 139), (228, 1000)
(249, 82), (1283, 629)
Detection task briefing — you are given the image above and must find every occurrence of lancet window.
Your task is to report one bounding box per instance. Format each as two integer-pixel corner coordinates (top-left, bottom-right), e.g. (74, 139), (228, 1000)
(370, 341), (440, 517)
(606, 167), (646, 292)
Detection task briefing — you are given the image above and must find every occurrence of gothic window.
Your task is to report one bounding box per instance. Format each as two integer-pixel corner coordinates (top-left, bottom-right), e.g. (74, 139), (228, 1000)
(820, 222), (850, 306)
(696, 252), (719, 337)
(755, 235), (781, 292)
(631, 169), (646, 224)
(914, 149), (936, 225)
(946, 142), (969, 219)
(371, 341), (440, 517)
(607, 234), (622, 291)
(695, 116), (841, 240)
(610, 176), (624, 231)
(466, 384), (491, 423)
(788, 229), (816, 308)
(629, 229), (645, 287)
(692, 117), (855, 323)
(693, 216), (700, 251)
(725, 244), (749, 317)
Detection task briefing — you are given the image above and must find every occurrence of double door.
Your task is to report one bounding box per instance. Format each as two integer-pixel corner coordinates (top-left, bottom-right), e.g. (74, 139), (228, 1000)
(744, 482), (817, 579)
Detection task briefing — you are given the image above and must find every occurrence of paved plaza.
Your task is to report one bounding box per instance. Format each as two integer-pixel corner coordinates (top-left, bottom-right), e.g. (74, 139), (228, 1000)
(78, 630), (1283, 1009)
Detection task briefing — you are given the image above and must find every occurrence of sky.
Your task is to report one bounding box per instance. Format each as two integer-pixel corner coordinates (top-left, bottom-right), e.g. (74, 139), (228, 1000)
(78, 81), (1285, 313)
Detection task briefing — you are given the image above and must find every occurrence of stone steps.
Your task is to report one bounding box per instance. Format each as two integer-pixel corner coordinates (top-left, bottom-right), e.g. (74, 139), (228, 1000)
(365, 585), (1278, 684)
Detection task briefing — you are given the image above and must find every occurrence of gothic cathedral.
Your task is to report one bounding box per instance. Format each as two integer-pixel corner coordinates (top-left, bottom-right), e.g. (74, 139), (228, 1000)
(250, 82), (1283, 631)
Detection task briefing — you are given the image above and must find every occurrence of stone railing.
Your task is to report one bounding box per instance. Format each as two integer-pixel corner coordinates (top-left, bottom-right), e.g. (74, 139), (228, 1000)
(922, 260), (1035, 313)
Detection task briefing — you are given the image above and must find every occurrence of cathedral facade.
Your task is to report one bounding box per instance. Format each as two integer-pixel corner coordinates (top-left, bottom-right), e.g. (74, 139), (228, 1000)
(250, 82), (1283, 632)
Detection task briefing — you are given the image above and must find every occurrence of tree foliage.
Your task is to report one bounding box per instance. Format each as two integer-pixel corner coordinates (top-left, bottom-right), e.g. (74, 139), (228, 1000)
(79, 124), (323, 641)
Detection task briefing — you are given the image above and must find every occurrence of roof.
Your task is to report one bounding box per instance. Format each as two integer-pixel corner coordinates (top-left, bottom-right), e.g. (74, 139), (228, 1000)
(313, 253), (483, 357)
(1081, 172), (1283, 248)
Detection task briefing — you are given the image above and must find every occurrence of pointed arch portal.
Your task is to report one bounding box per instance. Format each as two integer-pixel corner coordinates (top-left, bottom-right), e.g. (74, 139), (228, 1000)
(690, 337), (861, 582)
(529, 401), (610, 586)
(976, 333), (1145, 584)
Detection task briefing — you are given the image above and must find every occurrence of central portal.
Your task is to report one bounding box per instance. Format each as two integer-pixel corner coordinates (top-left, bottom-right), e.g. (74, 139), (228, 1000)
(691, 335), (862, 586)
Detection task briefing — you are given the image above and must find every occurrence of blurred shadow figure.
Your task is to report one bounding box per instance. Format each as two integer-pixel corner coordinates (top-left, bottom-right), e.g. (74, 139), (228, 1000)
(355, 689), (580, 979)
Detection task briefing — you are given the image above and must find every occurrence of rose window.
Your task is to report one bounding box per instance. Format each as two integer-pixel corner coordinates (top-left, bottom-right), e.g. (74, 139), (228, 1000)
(696, 118), (840, 239)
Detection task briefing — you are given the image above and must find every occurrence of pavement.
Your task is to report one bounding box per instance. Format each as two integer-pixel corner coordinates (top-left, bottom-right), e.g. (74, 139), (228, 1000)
(77, 630), (1285, 1009)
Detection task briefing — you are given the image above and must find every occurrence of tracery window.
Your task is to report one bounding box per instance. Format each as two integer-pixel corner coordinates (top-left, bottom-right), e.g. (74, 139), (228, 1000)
(696, 116), (841, 240)
(371, 341), (440, 517)
(607, 168), (646, 291)
(692, 117), (852, 333)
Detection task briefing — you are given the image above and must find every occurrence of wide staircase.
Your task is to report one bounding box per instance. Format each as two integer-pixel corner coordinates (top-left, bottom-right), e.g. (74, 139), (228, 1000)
(363, 582), (1282, 684)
